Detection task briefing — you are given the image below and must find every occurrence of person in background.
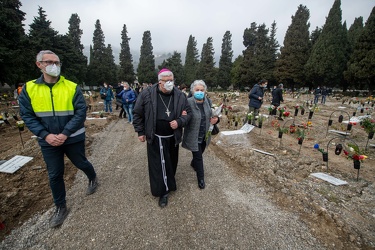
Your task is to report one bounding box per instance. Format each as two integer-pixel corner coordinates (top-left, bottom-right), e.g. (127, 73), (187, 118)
(182, 80), (219, 189)
(313, 86), (321, 104)
(180, 84), (189, 96)
(100, 82), (114, 113)
(133, 68), (191, 208)
(248, 79), (267, 125)
(113, 82), (126, 118)
(271, 83), (284, 115)
(19, 50), (98, 228)
(117, 82), (136, 124)
(321, 86), (328, 104)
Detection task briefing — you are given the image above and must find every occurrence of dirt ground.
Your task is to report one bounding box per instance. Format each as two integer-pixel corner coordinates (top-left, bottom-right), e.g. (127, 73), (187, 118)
(0, 93), (374, 248)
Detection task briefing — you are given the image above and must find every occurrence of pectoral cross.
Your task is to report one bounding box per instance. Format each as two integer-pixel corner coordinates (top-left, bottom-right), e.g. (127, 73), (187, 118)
(166, 109), (171, 117)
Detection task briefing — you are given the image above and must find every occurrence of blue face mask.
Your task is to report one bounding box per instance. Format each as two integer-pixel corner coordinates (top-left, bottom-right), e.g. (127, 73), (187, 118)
(194, 91), (205, 100)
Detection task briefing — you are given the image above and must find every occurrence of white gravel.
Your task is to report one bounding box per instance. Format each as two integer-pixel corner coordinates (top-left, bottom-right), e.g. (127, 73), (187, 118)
(0, 119), (325, 249)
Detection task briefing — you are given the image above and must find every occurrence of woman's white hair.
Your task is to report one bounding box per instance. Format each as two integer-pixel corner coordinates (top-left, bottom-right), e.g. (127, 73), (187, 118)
(190, 80), (207, 93)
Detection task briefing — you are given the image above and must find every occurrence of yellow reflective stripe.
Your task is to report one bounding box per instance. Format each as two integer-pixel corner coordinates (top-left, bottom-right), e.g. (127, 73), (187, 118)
(35, 111), (74, 117)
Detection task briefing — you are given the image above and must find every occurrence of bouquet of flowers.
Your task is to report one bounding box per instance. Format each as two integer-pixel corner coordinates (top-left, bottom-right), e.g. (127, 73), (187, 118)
(206, 104), (223, 140)
(343, 143), (367, 162)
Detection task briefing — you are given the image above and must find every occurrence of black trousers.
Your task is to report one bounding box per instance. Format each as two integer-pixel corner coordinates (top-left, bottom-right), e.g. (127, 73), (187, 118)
(191, 140), (206, 181)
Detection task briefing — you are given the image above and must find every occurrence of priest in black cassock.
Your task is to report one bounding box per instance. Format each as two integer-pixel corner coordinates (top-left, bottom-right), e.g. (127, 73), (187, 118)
(133, 69), (191, 208)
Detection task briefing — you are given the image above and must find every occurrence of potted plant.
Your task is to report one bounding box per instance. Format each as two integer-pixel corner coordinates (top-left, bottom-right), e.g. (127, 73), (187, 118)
(16, 120), (25, 131)
(314, 143), (328, 162)
(361, 117), (375, 139)
(343, 143), (367, 169)
(296, 128), (305, 145)
(257, 114), (266, 128)
(247, 112), (254, 125)
(294, 104), (299, 116)
(278, 127), (288, 139)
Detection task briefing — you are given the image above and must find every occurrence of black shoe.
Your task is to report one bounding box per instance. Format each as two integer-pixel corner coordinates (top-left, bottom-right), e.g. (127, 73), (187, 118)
(158, 194), (168, 208)
(198, 179), (205, 189)
(86, 177), (99, 195)
(49, 205), (69, 228)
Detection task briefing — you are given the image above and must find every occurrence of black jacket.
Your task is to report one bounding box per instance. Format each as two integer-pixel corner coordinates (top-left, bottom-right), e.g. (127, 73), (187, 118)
(248, 84), (264, 109)
(271, 88), (284, 106)
(133, 84), (192, 145)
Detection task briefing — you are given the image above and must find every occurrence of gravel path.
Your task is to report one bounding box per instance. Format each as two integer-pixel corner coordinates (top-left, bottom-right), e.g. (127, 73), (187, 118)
(0, 119), (326, 249)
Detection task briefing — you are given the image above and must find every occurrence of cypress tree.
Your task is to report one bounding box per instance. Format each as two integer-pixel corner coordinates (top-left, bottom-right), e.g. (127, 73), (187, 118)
(0, 0), (28, 85)
(275, 5), (310, 90)
(158, 51), (184, 84)
(345, 7), (375, 94)
(104, 44), (117, 84)
(87, 19), (107, 85)
(184, 35), (199, 86)
(305, 0), (347, 88)
(231, 55), (244, 90)
(137, 31), (156, 83)
(347, 17), (364, 54)
(119, 24), (135, 83)
(197, 37), (215, 88)
(217, 31), (233, 89)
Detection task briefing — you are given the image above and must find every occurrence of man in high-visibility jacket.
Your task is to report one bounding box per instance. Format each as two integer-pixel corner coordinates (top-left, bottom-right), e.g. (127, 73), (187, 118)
(19, 50), (98, 228)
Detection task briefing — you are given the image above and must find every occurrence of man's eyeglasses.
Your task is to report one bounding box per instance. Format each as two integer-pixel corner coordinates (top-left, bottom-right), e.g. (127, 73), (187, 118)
(39, 61), (62, 66)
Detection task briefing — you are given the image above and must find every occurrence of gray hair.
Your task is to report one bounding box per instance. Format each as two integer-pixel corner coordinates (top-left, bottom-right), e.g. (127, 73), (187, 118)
(36, 50), (58, 62)
(123, 82), (129, 88)
(190, 80), (207, 93)
(158, 70), (174, 81)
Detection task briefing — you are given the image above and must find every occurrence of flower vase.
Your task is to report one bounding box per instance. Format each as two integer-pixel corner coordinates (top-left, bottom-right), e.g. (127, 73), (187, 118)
(225, 110), (228, 115)
(269, 111), (272, 115)
(258, 122), (262, 129)
(278, 112), (282, 119)
(369, 131), (374, 140)
(278, 131), (283, 138)
(335, 144), (343, 155)
(17, 121), (25, 131)
(360, 108), (364, 113)
(338, 115), (343, 123)
(13, 115), (19, 121)
(298, 138), (304, 145)
(353, 159), (360, 169)
(322, 152), (328, 162)
(308, 111), (313, 119)
(294, 109), (298, 117)
(301, 109), (305, 115)
(352, 112), (356, 117)
(328, 119), (333, 126)
(347, 123), (352, 131)
(235, 121), (238, 127)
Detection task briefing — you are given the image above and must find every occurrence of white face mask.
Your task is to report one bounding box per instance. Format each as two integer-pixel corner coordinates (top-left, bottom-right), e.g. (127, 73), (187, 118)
(164, 81), (174, 92)
(45, 64), (61, 77)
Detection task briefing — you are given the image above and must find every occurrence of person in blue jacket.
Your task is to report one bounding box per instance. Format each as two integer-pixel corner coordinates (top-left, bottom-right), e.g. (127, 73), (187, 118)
(117, 82), (137, 124)
(248, 79), (268, 125)
(100, 82), (114, 113)
(19, 50), (98, 228)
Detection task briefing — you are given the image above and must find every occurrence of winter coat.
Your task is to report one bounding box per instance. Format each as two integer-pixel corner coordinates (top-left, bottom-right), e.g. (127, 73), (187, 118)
(182, 97), (213, 152)
(100, 87), (114, 101)
(117, 88), (136, 105)
(132, 84), (192, 145)
(271, 88), (284, 106)
(19, 75), (87, 147)
(248, 84), (264, 109)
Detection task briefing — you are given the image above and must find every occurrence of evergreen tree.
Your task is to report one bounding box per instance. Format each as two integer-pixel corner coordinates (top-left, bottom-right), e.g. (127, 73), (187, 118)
(197, 37), (215, 88)
(104, 44), (117, 84)
(304, 0), (347, 88)
(230, 55), (244, 90)
(27, 6), (59, 77)
(87, 19), (107, 85)
(137, 31), (156, 83)
(241, 23), (274, 86)
(65, 13), (87, 85)
(217, 31), (233, 89)
(275, 5), (310, 91)
(184, 35), (200, 86)
(157, 51), (184, 84)
(0, 0), (28, 85)
(345, 7), (375, 94)
(119, 24), (135, 83)
(310, 26), (322, 47)
(267, 21), (280, 86)
(347, 17), (364, 54)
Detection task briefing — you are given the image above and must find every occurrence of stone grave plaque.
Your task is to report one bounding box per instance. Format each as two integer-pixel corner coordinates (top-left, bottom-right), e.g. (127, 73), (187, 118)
(0, 155), (33, 174)
(310, 172), (348, 186)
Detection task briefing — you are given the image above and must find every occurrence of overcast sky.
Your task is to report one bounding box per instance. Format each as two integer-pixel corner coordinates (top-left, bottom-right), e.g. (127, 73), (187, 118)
(19, 0), (373, 59)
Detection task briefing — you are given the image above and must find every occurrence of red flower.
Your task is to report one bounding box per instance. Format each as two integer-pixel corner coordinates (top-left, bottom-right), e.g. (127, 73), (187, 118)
(343, 150), (349, 156)
(353, 154), (360, 160)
